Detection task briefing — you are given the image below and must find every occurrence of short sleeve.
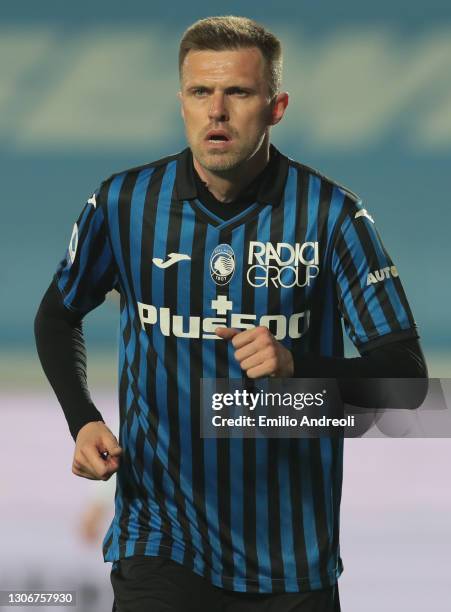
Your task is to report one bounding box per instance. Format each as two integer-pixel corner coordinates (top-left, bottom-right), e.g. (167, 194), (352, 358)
(332, 200), (418, 352)
(54, 188), (118, 316)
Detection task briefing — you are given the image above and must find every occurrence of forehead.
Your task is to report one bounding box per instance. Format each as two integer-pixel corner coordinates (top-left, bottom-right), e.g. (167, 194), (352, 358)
(181, 47), (266, 85)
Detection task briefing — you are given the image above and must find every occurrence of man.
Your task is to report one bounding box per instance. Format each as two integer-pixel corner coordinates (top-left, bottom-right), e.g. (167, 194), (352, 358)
(35, 15), (427, 612)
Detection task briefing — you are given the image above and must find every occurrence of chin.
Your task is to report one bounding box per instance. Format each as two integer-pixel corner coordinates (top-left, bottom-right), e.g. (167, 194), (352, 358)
(196, 149), (247, 173)
(203, 158), (241, 172)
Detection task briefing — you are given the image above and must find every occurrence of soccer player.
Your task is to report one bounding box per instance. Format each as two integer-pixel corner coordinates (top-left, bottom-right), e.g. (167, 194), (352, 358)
(35, 15), (427, 612)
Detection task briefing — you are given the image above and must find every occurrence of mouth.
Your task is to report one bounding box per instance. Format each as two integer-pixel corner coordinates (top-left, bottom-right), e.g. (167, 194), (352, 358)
(205, 130), (232, 144)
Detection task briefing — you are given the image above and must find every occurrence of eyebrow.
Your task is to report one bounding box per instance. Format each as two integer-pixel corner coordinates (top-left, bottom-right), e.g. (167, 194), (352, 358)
(186, 84), (256, 93)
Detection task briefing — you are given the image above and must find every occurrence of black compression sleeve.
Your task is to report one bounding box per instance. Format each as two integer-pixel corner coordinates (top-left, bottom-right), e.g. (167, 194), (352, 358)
(35, 276), (428, 439)
(291, 338), (427, 378)
(34, 280), (104, 441)
(290, 338), (428, 409)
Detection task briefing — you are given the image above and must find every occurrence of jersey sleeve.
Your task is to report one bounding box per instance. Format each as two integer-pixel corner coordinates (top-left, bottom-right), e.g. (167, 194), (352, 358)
(54, 187), (118, 316)
(331, 200), (418, 352)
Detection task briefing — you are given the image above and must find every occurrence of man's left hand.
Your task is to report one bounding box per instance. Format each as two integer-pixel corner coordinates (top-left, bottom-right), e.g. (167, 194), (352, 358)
(215, 326), (294, 378)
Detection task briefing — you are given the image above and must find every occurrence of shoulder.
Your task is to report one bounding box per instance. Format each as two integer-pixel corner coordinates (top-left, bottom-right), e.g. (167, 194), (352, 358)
(96, 150), (181, 204)
(287, 156), (363, 213)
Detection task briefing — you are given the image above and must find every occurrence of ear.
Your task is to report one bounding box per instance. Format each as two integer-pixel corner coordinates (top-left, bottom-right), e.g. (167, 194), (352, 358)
(270, 92), (289, 126)
(177, 90), (185, 119)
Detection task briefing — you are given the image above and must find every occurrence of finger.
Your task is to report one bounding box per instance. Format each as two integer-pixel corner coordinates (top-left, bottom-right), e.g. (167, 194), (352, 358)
(99, 447), (121, 475)
(73, 455), (95, 473)
(99, 452), (121, 470)
(72, 462), (100, 480)
(234, 340), (259, 363)
(240, 346), (276, 371)
(231, 326), (272, 350)
(73, 443), (118, 479)
(84, 444), (121, 478)
(100, 444), (122, 459)
(99, 470), (116, 481)
(82, 447), (114, 479)
(74, 459), (117, 481)
(235, 335), (274, 362)
(104, 455), (121, 473)
(246, 358), (278, 379)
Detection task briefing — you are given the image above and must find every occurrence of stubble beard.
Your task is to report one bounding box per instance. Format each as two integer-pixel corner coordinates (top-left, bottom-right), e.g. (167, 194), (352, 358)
(191, 134), (266, 175)
(186, 123), (266, 176)
(196, 149), (243, 173)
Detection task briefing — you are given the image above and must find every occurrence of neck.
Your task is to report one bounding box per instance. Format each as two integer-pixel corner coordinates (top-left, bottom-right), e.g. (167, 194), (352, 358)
(193, 135), (270, 203)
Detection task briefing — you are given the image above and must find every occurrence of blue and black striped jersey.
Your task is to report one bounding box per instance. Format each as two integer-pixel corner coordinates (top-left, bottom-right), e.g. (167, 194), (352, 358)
(54, 146), (418, 593)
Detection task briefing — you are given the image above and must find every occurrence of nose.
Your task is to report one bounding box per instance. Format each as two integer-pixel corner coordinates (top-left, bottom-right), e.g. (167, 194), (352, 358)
(208, 93), (229, 122)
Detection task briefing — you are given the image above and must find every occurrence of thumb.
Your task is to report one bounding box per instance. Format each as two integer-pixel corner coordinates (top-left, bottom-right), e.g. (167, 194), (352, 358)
(100, 440), (122, 459)
(107, 444), (122, 457)
(215, 326), (240, 341)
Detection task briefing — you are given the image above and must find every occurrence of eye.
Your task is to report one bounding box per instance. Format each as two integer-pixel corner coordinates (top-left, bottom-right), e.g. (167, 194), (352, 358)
(227, 88), (249, 97)
(193, 87), (209, 97)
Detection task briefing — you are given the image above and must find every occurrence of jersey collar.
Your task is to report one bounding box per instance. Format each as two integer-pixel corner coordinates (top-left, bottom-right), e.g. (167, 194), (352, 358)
(174, 144), (289, 207)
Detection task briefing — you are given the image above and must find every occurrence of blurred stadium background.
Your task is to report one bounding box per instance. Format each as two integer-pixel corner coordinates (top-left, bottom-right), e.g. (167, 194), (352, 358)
(1, 1), (450, 610)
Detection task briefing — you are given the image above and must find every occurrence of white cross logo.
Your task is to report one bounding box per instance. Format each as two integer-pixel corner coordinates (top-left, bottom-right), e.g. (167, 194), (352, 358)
(211, 295), (233, 315)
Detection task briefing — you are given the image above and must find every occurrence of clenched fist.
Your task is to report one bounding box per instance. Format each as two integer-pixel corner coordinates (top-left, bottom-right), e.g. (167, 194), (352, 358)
(215, 325), (294, 378)
(72, 421), (122, 481)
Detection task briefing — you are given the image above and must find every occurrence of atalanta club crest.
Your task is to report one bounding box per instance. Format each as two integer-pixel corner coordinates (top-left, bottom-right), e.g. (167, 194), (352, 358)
(210, 244), (235, 286)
